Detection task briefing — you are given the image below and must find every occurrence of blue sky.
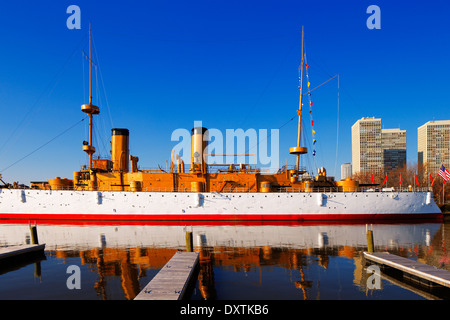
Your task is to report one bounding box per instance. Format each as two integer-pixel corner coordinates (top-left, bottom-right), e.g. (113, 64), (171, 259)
(0, 0), (449, 184)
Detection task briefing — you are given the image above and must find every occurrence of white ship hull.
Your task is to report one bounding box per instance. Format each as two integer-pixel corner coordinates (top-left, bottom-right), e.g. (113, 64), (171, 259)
(0, 188), (442, 221)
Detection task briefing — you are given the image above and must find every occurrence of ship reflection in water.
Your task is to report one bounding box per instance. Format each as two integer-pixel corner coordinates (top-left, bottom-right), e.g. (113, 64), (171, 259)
(0, 219), (448, 300)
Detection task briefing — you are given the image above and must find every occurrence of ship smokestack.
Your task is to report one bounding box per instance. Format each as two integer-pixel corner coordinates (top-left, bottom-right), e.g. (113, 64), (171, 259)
(111, 128), (129, 173)
(190, 127), (208, 173)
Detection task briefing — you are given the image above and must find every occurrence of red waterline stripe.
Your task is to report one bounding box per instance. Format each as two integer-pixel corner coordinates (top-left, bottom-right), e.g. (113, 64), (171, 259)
(0, 212), (443, 221)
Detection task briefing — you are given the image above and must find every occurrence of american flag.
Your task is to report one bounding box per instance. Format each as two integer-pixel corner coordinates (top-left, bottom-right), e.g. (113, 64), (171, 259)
(439, 165), (450, 182)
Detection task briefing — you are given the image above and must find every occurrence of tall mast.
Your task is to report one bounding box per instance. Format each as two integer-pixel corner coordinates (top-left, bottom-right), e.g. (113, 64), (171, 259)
(296, 26), (305, 169)
(81, 22), (100, 170)
(289, 26), (308, 177)
(89, 22), (92, 105)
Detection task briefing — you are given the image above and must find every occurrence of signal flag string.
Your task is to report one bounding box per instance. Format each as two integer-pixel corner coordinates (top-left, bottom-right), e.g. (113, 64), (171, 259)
(303, 53), (316, 157)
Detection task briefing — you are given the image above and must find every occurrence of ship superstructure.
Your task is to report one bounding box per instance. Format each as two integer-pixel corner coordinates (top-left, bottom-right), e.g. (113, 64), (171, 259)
(31, 27), (358, 196)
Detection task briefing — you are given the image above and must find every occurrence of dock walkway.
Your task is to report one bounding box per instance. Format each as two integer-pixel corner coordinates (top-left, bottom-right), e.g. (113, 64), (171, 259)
(134, 251), (199, 300)
(0, 244), (46, 262)
(364, 252), (450, 288)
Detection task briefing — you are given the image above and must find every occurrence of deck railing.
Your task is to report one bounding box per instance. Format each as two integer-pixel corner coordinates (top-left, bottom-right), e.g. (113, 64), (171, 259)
(12, 185), (434, 193)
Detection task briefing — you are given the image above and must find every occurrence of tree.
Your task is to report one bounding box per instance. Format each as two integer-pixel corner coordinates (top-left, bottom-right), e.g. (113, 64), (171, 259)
(351, 162), (449, 204)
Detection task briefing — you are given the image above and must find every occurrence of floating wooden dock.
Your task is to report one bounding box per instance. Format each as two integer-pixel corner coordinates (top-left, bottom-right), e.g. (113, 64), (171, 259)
(134, 251), (199, 300)
(364, 252), (450, 289)
(0, 244), (46, 263)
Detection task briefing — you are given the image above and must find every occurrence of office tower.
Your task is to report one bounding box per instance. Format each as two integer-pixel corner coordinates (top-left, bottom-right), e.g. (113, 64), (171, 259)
(352, 117), (382, 175)
(352, 117), (406, 175)
(341, 163), (352, 180)
(418, 120), (450, 176)
(382, 128), (407, 171)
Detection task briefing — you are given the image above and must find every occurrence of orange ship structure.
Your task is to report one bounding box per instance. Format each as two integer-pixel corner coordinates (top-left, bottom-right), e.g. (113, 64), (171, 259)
(32, 26), (358, 195)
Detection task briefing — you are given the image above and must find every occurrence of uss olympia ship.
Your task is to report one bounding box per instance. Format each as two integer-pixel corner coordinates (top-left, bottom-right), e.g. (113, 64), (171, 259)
(0, 26), (442, 223)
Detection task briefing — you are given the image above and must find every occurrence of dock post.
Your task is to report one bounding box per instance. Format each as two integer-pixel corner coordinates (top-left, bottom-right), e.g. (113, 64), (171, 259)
(366, 224), (374, 253)
(34, 261), (42, 278)
(186, 230), (193, 252)
(29, 222), (39, 245)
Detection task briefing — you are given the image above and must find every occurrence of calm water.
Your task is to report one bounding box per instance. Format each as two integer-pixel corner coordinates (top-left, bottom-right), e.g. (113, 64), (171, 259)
(0, 219), (449, 300)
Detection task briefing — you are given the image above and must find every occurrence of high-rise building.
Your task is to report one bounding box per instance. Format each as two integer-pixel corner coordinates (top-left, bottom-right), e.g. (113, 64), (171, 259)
(351, 117), (406, 175)
(341, 163), (352, 180)
(382, 128), (407, 171)
(352, 117), (382, 175)
(418, 120), (450, 176)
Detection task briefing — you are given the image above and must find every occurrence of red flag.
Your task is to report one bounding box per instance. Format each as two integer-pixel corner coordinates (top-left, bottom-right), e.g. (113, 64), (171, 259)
(429, 173), (434, 186)
(305, 64), (309, 69)
(414, 173), (420, 186)
(381, 175), (388, 187)
(370, 174), (375, 184)
(400, 174), (403, 185)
